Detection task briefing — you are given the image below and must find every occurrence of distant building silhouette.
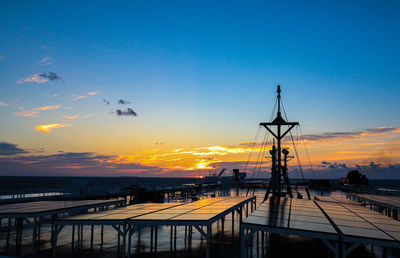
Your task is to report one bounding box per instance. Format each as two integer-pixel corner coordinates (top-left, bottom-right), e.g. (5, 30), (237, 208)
(340, 170), (368, 185)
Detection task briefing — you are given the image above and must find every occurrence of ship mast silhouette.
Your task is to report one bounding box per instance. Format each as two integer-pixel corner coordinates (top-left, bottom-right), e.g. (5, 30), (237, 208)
(261, 85), (298, 201)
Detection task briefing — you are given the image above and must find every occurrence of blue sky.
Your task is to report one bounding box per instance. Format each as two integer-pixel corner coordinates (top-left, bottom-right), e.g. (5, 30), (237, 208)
(0, 1), (399, 177)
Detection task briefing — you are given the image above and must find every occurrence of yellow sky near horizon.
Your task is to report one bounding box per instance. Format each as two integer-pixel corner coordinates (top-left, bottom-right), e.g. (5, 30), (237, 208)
(106, 126), (400, 173)
(1, 124), (399, 178)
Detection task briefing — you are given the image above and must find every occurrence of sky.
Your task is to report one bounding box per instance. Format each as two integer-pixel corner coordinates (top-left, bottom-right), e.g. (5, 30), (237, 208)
(0, 1), (399, 178)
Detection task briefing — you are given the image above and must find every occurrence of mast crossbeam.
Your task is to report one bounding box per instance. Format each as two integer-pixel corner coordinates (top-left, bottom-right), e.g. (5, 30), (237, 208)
(261, 85), (298, 201)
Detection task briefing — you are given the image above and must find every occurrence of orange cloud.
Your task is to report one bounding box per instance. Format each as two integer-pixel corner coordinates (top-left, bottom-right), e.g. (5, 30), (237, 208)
(112, 126), (400, 174)
(73, 95), (87, 100)
(72, 91), (97, 101)
(15, 110), (39, 117)
(63, 114), (80, 119)
(15, 104), (61, 117)
(35, 105), (61, 111)
(36, 123), (71, 133)
(112, 145), (253, 172)
(193, 146), (250, 156)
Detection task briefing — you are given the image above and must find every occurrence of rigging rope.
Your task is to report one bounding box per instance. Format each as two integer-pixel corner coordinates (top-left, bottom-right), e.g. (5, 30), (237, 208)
(280, 99), (305, 179)
(270, 98), (278, 122)
(245, 95), (278, 196)
(296, 126), (300, 180)
(242, 125), (261, 174)
(299, 126), (317, 179)
(243, 95), (276, 176)
(289, 128), (305, 180)
(246, 130), (269, 196)
(255, 132), (270, 178)
(250, 130), (268, 179)
(245, 129), (266, 196)
(252, 132), (270, 195)
(281, 97), (317, 179)
(252, 95), (277, 179)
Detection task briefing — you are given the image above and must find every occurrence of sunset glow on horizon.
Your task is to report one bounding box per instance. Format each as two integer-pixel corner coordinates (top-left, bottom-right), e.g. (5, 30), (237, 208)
(1, 1), (399, 179)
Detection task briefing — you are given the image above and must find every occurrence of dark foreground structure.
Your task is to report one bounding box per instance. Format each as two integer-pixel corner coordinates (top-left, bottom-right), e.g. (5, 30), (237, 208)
(348, 193), (400, 220)
(241, 196), (400, 258)
(1, 193), (399, 258)
(54, 196), (256, 258)
(0, 199), (125, 255)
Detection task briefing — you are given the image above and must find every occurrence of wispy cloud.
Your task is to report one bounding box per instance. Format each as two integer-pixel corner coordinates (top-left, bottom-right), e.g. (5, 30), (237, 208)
(0, 55), (4, 61)
(35, 105), (61, 111)
(239, 141), (264, 147)
(116, 108), (137, 117)
(72, 91), (98, 101)
(39, 57), (50, 63)
(123, 124), (400, 174)
(15, 110), (39, 117)
(0, 101), (8, 106)
(38, 57), (52, 66)
(192, 146), (250, 156)
(36, 123), (71, 133)
(83, 113), (94, 118)
(44, 92), (59, 98)
(15, 104), (61, 117)
(73, 95), (87, 100)
(239, 127), (400, 146)
(119, 145), (253, 171)
(301, 127), (400, 142)
(17, 74), (49, 84)
(17, 72), (62, 84)
(63, 114), (80, 120)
